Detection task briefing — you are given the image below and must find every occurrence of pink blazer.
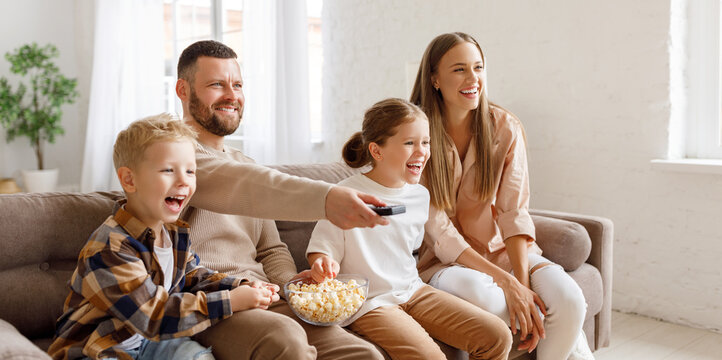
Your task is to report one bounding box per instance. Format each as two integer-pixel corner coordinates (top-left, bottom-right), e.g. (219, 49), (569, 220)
(418, 106), (542, 280)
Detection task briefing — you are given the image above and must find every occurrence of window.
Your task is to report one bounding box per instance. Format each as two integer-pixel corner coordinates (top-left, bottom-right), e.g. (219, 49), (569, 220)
(162, 0), (323, 148)
(670, 0), (722, 160)
(308, 0), (323, 143)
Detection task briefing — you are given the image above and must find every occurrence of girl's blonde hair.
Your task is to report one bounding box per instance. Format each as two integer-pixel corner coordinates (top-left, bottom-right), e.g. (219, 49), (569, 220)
(410, 32), (498, 210)
(342, 98), (427, 168)
(113, 113), (198, 170)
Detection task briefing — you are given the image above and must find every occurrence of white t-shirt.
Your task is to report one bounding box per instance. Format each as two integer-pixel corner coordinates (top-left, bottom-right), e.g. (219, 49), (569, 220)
(306, 173), (428, 326)
(155, 228), (175, 291)
(116, 227), (175, 350)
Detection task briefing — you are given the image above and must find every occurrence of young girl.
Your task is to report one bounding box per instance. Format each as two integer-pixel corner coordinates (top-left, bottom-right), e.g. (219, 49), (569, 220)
(410, 32), (594, 360)
(305, 98), (511, 360)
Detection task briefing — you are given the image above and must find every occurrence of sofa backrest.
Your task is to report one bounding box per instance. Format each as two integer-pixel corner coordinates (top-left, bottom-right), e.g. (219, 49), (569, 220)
(269, 162), (360, 272)
(0, 191), (122, 340)
(0, 162), (358, 340)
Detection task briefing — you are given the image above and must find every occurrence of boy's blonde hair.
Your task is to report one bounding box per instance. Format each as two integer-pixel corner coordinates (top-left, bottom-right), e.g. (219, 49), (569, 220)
(113, 113), (198, 170)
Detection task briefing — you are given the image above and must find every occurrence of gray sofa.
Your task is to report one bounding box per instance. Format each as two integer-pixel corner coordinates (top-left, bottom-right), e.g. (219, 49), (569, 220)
(0, 162), (612, 359)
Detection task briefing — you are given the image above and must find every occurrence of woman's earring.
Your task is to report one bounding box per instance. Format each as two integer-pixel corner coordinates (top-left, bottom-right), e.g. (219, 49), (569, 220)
(434, 85), (439, 91)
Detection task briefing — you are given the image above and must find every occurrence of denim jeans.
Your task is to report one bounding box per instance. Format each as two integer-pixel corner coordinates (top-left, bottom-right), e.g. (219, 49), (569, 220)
(82, 337), (214, 360)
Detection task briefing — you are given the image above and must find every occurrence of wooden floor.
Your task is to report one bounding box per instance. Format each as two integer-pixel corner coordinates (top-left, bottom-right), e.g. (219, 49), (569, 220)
(594, 311), (722, 360)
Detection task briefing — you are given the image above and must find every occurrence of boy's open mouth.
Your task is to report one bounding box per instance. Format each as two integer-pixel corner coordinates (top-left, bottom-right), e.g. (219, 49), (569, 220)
(164, 195), (186, 213)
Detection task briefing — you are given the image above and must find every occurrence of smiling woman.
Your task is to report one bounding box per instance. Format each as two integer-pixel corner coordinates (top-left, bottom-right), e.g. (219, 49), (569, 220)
(411, 32), (594, 360)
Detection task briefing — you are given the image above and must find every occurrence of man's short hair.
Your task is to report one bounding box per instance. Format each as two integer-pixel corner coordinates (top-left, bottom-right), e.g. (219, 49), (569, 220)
(113, 113), (198, 170)
(177, 40), (237, 82)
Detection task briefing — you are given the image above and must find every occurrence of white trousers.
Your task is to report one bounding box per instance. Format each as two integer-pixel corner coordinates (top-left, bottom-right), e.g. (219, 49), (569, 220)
(429, 253), (586, 360)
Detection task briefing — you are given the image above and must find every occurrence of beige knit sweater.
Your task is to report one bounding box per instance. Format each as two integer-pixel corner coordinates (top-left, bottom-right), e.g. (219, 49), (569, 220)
(185, 144), (331, 286)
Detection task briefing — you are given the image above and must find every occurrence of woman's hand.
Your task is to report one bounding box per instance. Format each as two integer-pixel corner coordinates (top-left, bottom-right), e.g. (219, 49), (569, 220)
(497, 274), (547, 349)
(517, 321), (543, 353)
(455, 247), (546, 351)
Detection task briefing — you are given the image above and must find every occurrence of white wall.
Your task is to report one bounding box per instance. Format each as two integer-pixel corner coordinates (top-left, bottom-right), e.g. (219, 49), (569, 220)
(322, 0), (722, 332)
(0, 0), (93, 190)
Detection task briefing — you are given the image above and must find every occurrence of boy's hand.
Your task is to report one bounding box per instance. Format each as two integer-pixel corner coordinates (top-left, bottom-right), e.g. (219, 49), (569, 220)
(309, 255), (339, 283)
(229, 283), (280, 312)
(250, 280), (280, 296)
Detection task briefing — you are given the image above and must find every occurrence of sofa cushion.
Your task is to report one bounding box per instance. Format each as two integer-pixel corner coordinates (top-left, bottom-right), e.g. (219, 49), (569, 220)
(531, 215), (592, 271)
(0, 192), (120, 339)
(0, 319), (51, 359)
(271, 162), (359, 273)
(275, 220), (317, 273)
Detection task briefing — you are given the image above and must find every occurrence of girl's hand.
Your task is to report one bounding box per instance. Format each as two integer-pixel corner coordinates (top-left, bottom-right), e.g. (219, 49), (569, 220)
(498, 274), (547, 343)
(309, 255), (339, 283)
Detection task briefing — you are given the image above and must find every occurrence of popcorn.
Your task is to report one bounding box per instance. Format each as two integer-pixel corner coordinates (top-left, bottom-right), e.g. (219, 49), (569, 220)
(287, 278), (366, 324)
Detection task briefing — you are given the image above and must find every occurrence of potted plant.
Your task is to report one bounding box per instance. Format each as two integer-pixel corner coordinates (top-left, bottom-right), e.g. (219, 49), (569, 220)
(0, 43), (78, 192)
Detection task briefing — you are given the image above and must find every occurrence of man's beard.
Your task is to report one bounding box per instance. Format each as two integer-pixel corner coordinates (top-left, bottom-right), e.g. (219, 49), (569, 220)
(188, 89), (242, 137)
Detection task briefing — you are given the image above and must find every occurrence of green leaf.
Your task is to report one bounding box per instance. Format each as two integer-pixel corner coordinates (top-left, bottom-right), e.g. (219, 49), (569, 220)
(0, 42), (77, 169)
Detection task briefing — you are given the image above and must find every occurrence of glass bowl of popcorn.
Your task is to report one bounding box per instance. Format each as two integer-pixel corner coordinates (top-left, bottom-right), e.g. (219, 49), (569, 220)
(284, 274), (368, 326)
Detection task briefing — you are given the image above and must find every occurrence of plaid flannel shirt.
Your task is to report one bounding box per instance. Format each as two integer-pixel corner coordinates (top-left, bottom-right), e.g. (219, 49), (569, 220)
(48, 204), (243, 360)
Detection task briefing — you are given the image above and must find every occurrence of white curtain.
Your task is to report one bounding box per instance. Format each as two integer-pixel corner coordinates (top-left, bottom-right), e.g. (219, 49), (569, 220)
(80, 0), (165, 192)
(241, 0), (312, 165)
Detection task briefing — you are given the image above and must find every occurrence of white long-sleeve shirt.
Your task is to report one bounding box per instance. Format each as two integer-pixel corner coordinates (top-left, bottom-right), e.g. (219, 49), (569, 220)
(306, 173), (428, 326)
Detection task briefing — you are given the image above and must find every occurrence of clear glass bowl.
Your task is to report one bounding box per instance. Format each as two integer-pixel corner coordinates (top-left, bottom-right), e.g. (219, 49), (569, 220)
(284, 274), (368, 326)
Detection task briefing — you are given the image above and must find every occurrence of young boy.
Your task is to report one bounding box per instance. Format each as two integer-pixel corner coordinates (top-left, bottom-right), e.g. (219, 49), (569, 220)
(48, 114), (279, 360)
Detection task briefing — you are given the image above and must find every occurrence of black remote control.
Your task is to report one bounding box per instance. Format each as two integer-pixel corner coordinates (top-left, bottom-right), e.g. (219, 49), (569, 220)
(369, 204), (406, 216)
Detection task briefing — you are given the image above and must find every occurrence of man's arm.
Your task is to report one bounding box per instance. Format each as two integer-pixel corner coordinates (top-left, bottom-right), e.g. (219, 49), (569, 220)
(192, 150), (388, 228)
(255, 219), (298, 287)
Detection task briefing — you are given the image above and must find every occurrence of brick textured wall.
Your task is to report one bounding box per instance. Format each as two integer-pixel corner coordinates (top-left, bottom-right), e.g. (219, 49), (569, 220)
(321, 0), (722, 332)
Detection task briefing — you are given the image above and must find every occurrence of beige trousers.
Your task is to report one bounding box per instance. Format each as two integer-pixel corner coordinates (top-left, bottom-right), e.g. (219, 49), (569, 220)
(349, 285), (512, 360)
(194, 299), (384, 360)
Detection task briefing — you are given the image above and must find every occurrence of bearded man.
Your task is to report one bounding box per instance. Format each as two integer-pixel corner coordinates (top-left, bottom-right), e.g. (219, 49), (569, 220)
(175, 40), (385, 360)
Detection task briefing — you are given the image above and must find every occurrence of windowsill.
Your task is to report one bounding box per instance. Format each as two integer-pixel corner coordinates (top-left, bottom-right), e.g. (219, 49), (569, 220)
(650, 158), (722, 175)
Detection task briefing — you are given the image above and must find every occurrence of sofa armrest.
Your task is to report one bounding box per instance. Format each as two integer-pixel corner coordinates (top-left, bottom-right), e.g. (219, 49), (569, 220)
(531, 215), (591, 271)
(530, 209), (613, 349)
(0, 319), (51, 359)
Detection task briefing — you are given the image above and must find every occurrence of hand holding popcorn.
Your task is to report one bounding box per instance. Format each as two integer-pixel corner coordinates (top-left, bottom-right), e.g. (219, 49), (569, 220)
(309, 254), (340, 283)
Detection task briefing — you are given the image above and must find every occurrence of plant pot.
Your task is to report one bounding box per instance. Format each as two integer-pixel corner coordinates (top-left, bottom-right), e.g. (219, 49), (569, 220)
(21, 168), (59, 193)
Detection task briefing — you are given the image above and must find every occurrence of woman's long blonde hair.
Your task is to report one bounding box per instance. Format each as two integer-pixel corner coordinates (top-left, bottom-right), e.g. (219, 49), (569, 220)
(410, 32), (497, 210)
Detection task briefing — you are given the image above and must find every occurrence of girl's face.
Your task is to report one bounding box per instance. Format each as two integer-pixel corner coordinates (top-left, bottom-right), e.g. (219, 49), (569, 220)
(369, 117), (431, 188)
(432, 41), (485, 116)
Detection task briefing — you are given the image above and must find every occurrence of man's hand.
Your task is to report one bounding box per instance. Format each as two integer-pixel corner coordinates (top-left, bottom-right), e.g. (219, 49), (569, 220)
(230, 281), (280, 311)
(325, 186), (389, 230)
